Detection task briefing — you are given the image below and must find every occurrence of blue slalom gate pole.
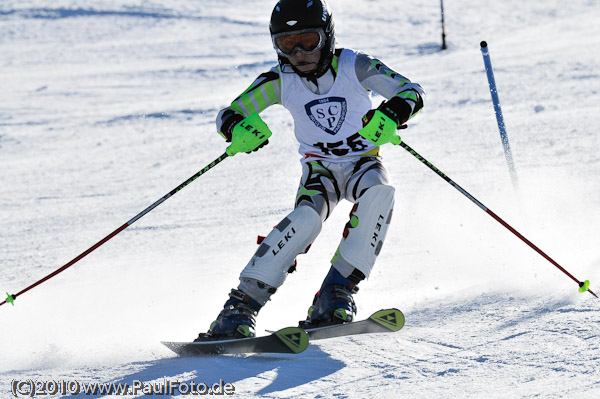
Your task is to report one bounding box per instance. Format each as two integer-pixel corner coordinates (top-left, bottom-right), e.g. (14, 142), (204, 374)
(480, 41), (519, 192)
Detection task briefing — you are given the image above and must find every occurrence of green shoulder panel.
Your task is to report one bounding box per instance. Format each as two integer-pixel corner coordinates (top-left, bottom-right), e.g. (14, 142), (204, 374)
(230, 68), (282, 116)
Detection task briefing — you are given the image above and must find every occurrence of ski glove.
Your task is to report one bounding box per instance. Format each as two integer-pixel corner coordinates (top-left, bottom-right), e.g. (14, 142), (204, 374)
(358, 97), (412, 146)
(218, 110), (243, 142)
(226, 113), (272, 156)
(359, 109), (401, 146)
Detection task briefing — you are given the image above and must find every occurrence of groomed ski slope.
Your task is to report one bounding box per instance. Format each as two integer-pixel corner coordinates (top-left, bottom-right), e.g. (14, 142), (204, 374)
(1, 1), (599, 397)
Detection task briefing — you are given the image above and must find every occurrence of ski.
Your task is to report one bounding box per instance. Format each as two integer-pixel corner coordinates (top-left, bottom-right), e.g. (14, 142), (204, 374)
(302, 308), (405, 340)
(161, 327), (309, 356)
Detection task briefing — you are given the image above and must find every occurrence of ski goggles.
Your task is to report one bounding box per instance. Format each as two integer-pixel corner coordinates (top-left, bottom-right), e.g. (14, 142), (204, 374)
(272, 28), (327, 57)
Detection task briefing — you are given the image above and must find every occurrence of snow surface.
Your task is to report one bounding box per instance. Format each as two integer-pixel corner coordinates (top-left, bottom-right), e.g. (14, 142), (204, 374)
(1, 0), (599, 397)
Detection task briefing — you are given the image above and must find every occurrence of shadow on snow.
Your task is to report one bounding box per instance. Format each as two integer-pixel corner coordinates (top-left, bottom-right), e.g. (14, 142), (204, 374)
(68, 345), (345, 398)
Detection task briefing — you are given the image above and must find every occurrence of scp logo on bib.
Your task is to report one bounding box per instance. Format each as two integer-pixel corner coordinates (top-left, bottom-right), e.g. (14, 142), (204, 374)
(304, 97), (347, 135)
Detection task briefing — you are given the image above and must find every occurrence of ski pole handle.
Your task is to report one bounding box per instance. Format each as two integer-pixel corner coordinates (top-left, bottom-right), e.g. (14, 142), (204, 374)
(226, 113), (272, 156)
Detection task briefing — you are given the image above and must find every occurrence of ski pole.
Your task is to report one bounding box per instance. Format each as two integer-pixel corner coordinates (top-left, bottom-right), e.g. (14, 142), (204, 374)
(1, 152), (230, 307)
(397, 140), (596, 298)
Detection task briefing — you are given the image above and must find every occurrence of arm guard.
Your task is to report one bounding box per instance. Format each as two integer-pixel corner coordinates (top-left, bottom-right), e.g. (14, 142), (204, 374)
(355, 52), (424, 125)
(216, 67), (282, 141)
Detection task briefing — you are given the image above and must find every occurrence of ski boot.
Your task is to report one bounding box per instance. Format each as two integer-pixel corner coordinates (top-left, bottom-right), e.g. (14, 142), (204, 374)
(194, 289), (262, 341)
(299, 266), (363, 328)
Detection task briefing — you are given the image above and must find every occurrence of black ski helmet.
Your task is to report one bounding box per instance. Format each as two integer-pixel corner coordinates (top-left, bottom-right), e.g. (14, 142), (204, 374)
(270, 0), (335, 79)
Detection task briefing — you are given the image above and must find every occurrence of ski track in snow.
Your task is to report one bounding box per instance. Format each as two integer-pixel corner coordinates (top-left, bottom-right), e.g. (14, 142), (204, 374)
(1, 0), (599, 398)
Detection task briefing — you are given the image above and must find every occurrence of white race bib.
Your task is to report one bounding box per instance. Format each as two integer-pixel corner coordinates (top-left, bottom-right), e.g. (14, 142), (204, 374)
(281, 49), (375, 161)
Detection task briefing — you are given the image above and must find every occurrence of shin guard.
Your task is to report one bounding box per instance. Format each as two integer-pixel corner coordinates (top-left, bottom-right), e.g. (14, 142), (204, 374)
(240, 206), (322, 287)
(335, 184), (394, 278)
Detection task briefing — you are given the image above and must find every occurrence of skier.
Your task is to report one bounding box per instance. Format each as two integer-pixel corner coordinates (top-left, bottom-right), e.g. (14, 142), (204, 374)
(196, 0), (423, 340)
